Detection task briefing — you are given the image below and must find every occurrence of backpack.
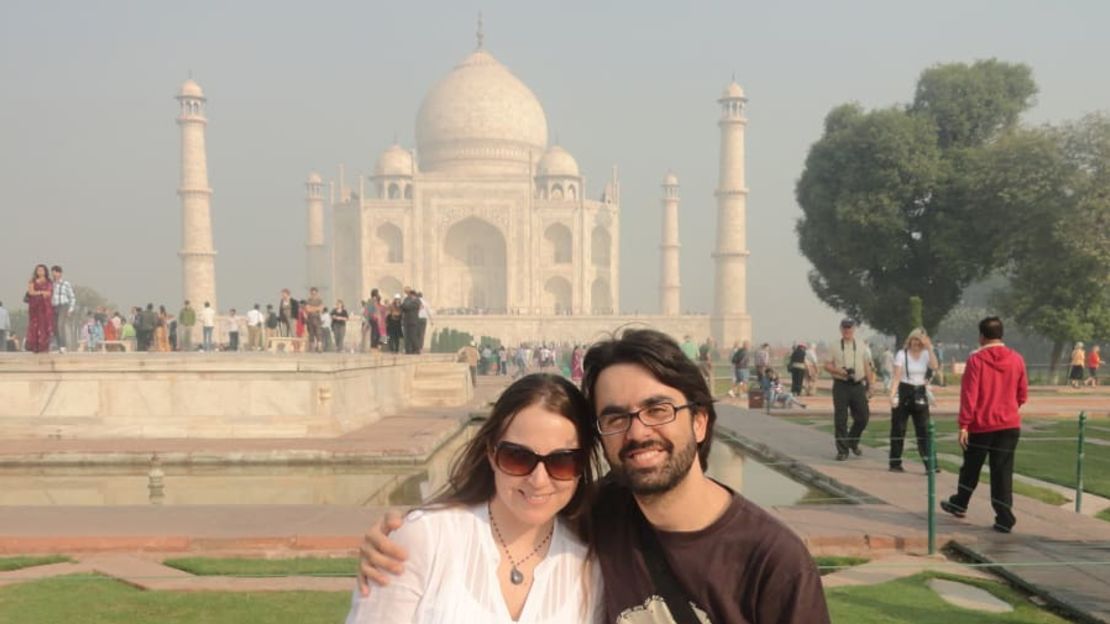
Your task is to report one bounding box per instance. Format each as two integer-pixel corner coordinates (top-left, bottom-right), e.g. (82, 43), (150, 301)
(731, 348), (747, 367)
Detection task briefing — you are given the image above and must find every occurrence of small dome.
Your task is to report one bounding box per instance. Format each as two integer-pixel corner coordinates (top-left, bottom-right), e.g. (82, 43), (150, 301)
(663, 171), (679, 186)
(375, 144), (414, 177)
(178, 79), (204, 98)
(537, 145), (579, 178)
(307, 171), (322, 184)
(721, 81), (745, 100)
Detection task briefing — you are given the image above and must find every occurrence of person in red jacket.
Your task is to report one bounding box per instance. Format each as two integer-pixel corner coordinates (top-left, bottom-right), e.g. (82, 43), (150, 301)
(940, 317), (1028, 533)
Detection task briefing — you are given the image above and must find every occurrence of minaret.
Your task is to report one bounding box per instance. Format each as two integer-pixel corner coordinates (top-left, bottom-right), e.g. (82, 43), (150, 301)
(660, 171), (681, 316)
(176, 79), (217, 314)
(305, 172), (328, 299)
(711, 80), (752, 346)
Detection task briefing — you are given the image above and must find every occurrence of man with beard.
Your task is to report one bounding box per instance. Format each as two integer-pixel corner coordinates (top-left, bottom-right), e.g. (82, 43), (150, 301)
(358, 329), (829, 623)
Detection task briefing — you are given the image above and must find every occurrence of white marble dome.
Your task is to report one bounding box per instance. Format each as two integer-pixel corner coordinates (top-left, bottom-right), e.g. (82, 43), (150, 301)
(721, 81), (745, 99)
(537, 145), (579, 178)
(415, 49), (548, 175)
(307, 171), (323, 183)
(375, 144), (414, 177)
(663, 171), (679, 186)
(178, 79), (204, 98)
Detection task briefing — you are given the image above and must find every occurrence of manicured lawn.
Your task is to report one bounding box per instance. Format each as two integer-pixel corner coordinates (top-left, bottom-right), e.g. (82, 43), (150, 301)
(814, 556), (868, 575)
(812, 415), (1110, 498)
(0, 570), (1069, 623)
(0, 574), (350, 624)
(1097, 507), (1110, 523)
(826, 571), (1070, 623)
(0, 556), (72, 572)
(163, 557), (356, 577)
(933, 459), (1069, 506)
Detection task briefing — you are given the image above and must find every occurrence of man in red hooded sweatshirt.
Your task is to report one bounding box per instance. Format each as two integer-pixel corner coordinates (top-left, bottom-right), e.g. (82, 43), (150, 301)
(941, 317), (1027, 533)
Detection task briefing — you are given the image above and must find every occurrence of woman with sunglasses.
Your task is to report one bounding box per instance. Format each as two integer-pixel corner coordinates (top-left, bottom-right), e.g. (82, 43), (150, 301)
(345, 373), (603, 623)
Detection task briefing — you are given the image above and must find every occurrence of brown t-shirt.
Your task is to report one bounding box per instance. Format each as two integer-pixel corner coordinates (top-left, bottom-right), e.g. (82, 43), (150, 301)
(594, 480), (829, 624)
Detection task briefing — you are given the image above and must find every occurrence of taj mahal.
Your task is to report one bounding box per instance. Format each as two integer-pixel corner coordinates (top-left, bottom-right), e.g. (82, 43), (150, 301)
(175, 31), (752, 347)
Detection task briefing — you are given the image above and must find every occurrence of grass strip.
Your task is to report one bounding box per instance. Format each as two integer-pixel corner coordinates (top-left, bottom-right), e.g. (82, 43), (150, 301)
(162, 557), (357, 578)
(814, 556), (869, 576)
(825, 570), (1071, 623)
(0, 556), (73, 572)
(1096, 508), (1110, 523)
(0, 574), (349, 623)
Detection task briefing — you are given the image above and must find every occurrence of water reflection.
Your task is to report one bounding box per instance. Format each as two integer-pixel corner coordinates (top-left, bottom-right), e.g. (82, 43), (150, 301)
(0, 428), (811, 508)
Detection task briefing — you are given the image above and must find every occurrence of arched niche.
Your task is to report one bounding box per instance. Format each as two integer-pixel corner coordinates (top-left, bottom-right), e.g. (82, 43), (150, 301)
(591, 225), (611, 268)
(378, 276), (404, 300)
(591, 278), (612, 315)
(442, 217), (507, 312)
(377, 223), (403, 263)
(544, 223), (572, 265)
(544, 277), (572, 315)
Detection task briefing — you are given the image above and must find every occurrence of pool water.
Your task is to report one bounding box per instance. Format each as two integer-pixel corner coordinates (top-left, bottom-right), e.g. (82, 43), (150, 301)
(0, 431), (813, 508)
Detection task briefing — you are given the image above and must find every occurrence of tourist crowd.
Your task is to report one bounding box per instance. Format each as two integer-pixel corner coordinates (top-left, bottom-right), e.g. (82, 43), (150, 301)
(0, 269), (440, 355)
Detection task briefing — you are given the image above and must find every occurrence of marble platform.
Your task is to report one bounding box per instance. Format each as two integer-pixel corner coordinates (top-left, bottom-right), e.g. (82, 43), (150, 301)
(0, 353), (472, 439)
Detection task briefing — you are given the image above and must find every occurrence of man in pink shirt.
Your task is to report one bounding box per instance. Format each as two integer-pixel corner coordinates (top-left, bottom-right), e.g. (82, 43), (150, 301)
(940, 316), (1028, 533)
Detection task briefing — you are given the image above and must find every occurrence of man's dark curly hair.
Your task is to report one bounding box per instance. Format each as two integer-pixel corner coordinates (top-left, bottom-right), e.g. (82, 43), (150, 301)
(581, 328), (716, 470)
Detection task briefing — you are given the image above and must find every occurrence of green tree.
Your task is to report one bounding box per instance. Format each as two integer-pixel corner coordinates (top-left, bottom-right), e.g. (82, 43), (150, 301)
(908, 296), (923, 333)
(995, 114), (1110, 375)
(73, 285), (113, 313)
(796, 59), (1038, 340)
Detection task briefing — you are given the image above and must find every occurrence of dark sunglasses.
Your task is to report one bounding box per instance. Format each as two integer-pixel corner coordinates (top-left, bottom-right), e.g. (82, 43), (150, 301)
(493, 441), (587, 481)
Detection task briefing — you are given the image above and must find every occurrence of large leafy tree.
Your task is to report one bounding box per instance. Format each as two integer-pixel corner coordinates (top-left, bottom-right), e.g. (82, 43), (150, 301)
(796, 59), (1037, 339)
(995, 114), (1110, 372)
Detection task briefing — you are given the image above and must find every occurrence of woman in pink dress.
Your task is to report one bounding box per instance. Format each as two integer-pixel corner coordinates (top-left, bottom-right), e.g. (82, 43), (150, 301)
(295, 300), (307, 352)
(570, 345), (585, 384)
(25, 264), (54, 353)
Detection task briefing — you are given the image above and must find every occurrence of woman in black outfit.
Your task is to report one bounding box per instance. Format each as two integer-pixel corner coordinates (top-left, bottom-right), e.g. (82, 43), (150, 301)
(386, 298), (404, 353)
(788, 343), (808, 395)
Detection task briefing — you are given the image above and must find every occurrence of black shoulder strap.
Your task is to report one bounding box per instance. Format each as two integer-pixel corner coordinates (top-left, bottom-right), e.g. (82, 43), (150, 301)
(634, 505), (701, 624)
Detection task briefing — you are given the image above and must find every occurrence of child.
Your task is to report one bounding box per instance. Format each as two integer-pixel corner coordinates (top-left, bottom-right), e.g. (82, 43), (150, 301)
(81, 312), (104, 352)
(765, 368), (807, 411)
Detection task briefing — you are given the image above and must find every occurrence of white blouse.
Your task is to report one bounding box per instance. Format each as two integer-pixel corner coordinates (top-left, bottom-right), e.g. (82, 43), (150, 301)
(345, 504), (604, 624)
(894, 349), (931, 386)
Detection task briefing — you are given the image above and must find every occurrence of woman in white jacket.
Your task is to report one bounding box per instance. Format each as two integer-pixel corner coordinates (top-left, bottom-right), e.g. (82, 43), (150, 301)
(345, 374), (603, 623)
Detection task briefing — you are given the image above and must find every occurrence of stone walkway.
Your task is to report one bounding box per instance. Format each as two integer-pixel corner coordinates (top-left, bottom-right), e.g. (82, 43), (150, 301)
(715, 402), (1110, 623)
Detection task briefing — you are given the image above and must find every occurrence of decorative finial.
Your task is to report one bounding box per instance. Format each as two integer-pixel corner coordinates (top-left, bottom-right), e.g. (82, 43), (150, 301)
(731, 71), (736, 83)
(188, 68), (194, 80)
(476, 12), (484, 49)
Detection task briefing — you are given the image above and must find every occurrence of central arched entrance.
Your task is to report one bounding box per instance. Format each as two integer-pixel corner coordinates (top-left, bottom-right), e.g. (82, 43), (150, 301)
(442, 217), (508, 312)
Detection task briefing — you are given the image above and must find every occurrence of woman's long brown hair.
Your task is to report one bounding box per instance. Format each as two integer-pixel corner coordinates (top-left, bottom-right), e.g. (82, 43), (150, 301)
(30, 264), (50, 284)
(425, 373), (599, 544)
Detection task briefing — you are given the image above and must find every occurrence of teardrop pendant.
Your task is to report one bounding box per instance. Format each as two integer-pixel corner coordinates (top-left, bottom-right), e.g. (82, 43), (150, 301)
(510, 567), (524, 585)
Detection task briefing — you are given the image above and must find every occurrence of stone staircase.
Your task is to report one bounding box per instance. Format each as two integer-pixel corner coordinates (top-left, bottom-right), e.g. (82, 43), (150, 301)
(409, 361), (473, 408)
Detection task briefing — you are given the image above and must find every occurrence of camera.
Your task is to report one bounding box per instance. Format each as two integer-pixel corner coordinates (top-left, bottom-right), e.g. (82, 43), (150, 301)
(843, 368), (856, 383)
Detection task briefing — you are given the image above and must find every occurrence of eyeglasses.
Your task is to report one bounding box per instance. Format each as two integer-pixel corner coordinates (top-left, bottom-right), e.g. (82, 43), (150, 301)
(493, 442), (587, 481)
(596, 402), (696, 436)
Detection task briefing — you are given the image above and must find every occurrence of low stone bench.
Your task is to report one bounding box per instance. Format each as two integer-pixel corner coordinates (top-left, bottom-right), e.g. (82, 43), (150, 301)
(101, 340), (131, 352)
(266, 337), (304, 353)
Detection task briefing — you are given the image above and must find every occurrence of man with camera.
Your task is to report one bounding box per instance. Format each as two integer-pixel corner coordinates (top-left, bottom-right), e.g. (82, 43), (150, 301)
(824, 318), (874, 460)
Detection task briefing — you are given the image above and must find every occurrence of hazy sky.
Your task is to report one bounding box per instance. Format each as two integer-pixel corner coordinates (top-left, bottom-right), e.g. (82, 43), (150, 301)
(2, 1), (1107, 342)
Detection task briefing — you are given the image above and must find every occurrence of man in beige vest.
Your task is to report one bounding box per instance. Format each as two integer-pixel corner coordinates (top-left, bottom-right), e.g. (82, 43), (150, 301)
(823, 318), (874, 460)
